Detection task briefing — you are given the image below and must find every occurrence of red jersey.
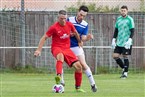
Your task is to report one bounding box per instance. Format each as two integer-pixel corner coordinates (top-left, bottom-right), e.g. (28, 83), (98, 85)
(46, 21), (76, 49)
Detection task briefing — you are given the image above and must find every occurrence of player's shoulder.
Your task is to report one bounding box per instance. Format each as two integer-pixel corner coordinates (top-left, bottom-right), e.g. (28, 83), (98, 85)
(117, 16), (122, 20)
(68, 16), (88, 26)
(127, 15), (133, 18)
(127, 15), (134, 20)
(50, 22), (58, 29)
(81, 20), (88, 26)
(66, 21), (74, 26)
(68, 16), (75, 20)
(68, 16), (76, 23)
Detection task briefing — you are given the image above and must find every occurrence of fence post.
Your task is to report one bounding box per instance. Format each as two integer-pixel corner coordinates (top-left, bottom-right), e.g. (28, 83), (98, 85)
(20, 0), (25, 66)
(94, 48), (98, 74)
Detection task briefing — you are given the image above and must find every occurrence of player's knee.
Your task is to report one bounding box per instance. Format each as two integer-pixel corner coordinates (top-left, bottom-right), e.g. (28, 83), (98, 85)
(76, 62), (82, 70)
(82, 64), (89, 71)
(113, 57), (119, 60)
(112, 53), (119, 59)
(56, 53), (64, 61)
(56, 59), (63, 63)
(122, 55), (128, 58)
(80, 60), (87, 68)
(73, 61), (82, 71)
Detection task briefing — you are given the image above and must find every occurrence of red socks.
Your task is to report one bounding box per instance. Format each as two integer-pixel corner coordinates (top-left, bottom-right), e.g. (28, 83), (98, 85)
(56, 60), (82, 89)
(56, 60), (63, 75)
(74, 72), (82, 89)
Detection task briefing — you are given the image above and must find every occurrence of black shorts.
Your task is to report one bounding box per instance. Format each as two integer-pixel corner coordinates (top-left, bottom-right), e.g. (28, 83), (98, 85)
(114, 46), (132, 55)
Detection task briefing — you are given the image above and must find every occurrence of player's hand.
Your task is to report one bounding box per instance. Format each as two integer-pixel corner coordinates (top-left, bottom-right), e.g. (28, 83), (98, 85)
(124, 38), (132, 49)
(111, 38), (116, 49)
(34, 50), (41, 57)
(78, 41), (83, 47)
(87, 33), (94, 40)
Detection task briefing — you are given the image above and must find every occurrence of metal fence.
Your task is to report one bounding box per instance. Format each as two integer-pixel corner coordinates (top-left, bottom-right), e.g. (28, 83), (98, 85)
(0, 11), (144, 74)
(0, 0), (145, 74)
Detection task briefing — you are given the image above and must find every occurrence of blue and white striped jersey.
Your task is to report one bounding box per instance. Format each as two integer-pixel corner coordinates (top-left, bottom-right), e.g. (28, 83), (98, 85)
(68, 16), (88, 47)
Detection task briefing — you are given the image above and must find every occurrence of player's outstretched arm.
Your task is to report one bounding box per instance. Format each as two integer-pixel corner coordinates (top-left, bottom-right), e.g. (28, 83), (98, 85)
(81, 33), (94, 42)
(34, 34), (48, 57)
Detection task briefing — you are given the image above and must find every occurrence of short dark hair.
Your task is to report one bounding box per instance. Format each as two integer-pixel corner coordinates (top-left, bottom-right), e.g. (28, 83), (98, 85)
(79, 5), (89, 12)
(121, 5), (128, 10)
(58, 10), (67, 15)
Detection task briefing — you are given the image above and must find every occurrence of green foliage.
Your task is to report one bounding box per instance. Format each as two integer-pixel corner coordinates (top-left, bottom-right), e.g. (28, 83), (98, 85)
(87, 3), (98, 12)
(65, 1), (120, 13)
(65, 1), (145, 12)
(95, 5), (120, 13)
(140, 0), (145, 12)
(1, 6), (19, 12)
(64, 5), (77, 12)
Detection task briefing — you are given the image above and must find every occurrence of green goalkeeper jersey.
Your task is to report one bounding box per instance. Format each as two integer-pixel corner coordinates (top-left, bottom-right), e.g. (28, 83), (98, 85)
(115, 15), (135, 47)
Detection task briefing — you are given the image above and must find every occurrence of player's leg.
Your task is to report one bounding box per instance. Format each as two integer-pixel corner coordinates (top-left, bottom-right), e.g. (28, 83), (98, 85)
(70, 47), (85, 92)
(113, 53), (124, 68)
(113, 46), (125, 78)
(113, 46), (124, 70)
(55, 53), (64, 84)
(60, 69), (65, 86)
(122, 55), (129, 78)
(77, 54), (97, 92)
(71, 47), (96, 92)
(63, 48), (85, 92)
(122, 46), (132, 78)
(72, 61), (86, 92)
(56, 53), (64, 75)
(52, 47), (64, 84)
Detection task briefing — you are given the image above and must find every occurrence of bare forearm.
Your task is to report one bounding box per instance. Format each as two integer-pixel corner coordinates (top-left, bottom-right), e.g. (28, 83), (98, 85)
(81, 36), (89, 42)
(36, 35), (47, 52)
(74, 32), (81, 43)
(81, 34), (93, 42)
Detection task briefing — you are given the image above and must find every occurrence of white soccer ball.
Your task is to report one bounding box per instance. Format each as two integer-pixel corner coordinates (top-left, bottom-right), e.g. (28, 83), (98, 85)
(52, 84), (64, 93)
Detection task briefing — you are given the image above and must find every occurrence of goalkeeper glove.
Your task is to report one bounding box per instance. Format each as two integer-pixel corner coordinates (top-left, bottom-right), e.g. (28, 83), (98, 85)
(124, 38), (132, 49)
(111, 38), (116, 49)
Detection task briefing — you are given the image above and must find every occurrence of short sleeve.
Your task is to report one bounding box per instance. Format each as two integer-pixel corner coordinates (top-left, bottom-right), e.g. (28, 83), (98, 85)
(129, 18), (135, 29)
(46, 26), (54, 37)
(115, 19), (118, 28)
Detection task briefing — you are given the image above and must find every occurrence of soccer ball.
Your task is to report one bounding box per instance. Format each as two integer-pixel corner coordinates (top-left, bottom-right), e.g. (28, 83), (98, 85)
(52, 84), (64, 93)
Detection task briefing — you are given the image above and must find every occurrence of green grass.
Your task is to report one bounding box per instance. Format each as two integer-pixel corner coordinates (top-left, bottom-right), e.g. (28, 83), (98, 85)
(0, 73), (144, 97)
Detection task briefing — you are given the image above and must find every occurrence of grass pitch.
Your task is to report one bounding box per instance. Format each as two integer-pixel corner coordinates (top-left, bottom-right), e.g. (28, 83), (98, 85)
(0, 73), (144, 97)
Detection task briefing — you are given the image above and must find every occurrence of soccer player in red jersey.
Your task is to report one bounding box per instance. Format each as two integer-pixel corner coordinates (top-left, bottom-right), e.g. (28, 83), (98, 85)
(34, 10), (84, 92)
(61, 5), (97, 92)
